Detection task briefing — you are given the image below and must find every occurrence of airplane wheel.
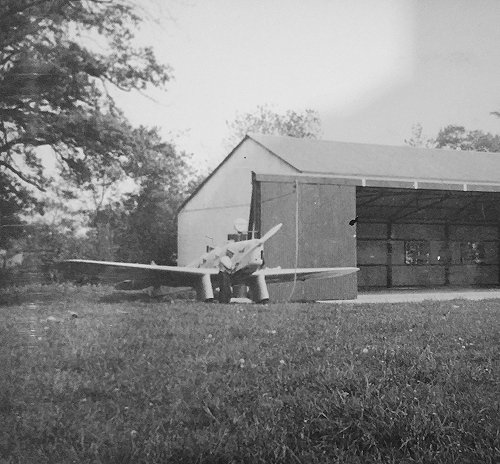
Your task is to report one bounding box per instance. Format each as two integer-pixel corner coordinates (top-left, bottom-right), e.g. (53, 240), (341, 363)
(218, 271), (232, 303)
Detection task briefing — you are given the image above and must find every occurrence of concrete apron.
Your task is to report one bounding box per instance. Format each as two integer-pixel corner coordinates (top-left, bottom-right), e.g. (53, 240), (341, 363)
(321, 288), (500, 304)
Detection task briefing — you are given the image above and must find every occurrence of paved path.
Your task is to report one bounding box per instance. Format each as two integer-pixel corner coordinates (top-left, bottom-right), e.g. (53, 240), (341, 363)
(327, 288), (500, 304)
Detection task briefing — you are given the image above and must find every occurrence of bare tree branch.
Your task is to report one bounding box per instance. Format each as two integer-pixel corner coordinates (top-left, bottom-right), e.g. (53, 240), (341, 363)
(0, 160), (45, 191)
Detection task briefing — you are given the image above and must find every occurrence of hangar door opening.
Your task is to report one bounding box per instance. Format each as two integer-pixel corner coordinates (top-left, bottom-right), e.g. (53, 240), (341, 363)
(356, 187), (500, 288)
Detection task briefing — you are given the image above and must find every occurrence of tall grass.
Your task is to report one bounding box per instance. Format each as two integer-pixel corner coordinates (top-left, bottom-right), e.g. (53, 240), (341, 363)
(1, 284), (499, 463)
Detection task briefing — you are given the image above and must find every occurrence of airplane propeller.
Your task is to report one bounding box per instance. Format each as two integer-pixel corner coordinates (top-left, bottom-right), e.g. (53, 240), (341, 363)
(217, 223), (283, 303)
(231, 223), (283, 272)
(259, 223), (283, 243)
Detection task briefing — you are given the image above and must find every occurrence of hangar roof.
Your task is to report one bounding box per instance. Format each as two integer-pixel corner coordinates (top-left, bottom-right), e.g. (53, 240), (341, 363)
(250, 134), (500, 186)
(180, 134), (500, 212)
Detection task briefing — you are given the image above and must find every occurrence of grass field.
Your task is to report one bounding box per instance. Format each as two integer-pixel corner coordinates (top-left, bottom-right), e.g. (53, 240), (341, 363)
(1, 284), (499, 463)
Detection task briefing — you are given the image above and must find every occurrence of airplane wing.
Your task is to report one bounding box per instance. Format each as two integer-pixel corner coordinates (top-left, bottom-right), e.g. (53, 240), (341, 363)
(251, 267), (359, 284)
(59, 259), (219, 288)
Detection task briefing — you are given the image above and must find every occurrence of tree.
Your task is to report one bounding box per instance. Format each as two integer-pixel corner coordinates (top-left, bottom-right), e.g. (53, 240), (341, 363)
(433, 125), (500, 152)
(115, 128), (200, 264)
(0, 0), (171, 203)
(89, 127), (200, 265)
(225, 104), (322, 148)
(405, 121), (500, 153)
(2, 125), (200, 265)
(404, 123), (434, 148)
(0, 171), (35, 249)
(0, 1), (203, 265)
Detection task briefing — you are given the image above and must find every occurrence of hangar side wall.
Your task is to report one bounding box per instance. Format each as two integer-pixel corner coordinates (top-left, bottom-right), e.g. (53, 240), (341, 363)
(257, 179), (357, 300)
(177, 139), (298, 265)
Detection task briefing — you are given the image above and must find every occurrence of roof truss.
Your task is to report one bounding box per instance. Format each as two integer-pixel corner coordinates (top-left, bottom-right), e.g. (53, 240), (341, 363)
(356, 187), (500, 224)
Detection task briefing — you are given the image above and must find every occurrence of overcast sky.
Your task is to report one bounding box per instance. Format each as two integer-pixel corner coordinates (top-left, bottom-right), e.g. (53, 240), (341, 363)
(113, 0), (500, 171)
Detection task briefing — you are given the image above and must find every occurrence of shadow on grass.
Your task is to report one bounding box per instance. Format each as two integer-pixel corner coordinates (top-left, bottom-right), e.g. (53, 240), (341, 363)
(0, 294), (22, 307)
(0, 284), (197, 307)
(98, 292), (164, 304)
(98, 291), (197, 304)
(0, 284), (113, 307)
(0, 287), (63, 307)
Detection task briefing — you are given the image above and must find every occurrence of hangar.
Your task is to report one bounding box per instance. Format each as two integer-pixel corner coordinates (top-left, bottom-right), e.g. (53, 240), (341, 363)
(178, 134), (500, 300)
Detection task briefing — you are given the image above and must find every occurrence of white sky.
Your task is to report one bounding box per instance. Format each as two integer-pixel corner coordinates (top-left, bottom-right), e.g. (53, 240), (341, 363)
(112, 0), (500, 172)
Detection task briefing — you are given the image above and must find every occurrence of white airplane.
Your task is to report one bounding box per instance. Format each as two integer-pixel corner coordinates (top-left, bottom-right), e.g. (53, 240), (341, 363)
(63, 223), (358, 303)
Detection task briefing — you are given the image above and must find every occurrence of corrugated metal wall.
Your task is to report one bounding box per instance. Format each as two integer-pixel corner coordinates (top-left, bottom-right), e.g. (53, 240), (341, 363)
(255, 177), (357, 300)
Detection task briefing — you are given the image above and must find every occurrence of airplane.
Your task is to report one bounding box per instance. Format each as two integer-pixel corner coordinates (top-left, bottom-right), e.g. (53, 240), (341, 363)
(62, 223), (359, 303)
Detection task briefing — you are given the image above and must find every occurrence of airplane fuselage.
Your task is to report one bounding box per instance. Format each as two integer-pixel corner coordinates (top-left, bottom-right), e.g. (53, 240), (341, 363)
(189, 238), (265, 279)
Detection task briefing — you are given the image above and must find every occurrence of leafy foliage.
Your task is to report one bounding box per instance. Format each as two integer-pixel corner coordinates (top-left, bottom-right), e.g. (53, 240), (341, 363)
(404, 123), (434, 148)
(0, 171), (36, 248)
(434, 125), (500, 152)
(0, 0), (201, 264)
(0, 0), (171, 198)
(225, 104), (322, 148)
(101, 127), (200, 264)
(406, 121), (500, 154)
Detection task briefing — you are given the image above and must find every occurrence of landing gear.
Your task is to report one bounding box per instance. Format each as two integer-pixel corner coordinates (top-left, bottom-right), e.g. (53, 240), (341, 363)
(196, 274), (214, 301)
(248, 273), (270, 303)
(218, 271), (232, 303)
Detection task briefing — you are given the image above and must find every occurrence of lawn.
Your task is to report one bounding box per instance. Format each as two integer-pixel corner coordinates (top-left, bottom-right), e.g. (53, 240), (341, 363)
(0, 284), (499, 463)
